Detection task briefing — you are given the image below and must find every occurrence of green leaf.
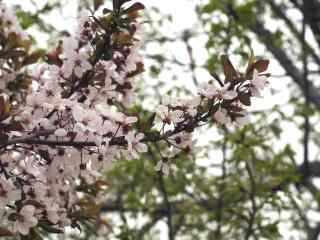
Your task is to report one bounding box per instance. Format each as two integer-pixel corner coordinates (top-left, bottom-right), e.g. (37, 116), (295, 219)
(16, 10), (37, 29)
(23, 49), (46, 65)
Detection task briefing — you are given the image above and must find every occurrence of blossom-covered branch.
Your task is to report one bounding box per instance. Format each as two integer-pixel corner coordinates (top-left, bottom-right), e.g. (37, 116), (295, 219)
(0, 0), (270, 237)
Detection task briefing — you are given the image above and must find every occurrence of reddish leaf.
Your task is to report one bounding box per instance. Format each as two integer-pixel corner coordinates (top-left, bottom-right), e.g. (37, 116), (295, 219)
(113, 0), (131, 12)
(94, 0), (104, 11)
(0, 227), (13, 237)
(124, 2), (145, 15)
(0, 50), (25, 59)
(0, 96), (11, 122)
(2, 122), (24, 132)
(238, 93), (251, 106)
(228, 105), (244, 112)
(0, 97), (4, 117)
(221, 55), (238, 83)
(103, 8), (113, 14)
(39, 221), (63, 234)
(119, 0), (132, 7)
(24, 199), (45, 208)
(253, 59), (269, 73)
(127, 62), (144, 78)
(245, 51), (256, 74)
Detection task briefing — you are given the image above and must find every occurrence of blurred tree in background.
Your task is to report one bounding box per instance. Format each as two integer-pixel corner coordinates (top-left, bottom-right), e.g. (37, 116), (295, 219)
(4, 0), (320, 239)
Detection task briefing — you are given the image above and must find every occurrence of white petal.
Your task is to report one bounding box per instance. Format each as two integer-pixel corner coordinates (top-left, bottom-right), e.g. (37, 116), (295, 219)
(54, 128), (67, 137)
(154, 161), (163, 172)
(223, 91), (237, 100)
(20, 205), (35, 216)
(162, 164), (170, 176)
(136, 143), (148, 153)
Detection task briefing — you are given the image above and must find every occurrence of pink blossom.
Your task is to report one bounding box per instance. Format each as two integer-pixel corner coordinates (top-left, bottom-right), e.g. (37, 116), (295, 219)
(13, 205), (38, 235)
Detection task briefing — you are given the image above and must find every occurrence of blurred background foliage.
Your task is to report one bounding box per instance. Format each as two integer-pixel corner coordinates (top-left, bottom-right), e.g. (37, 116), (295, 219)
(5, 0), (320, 239)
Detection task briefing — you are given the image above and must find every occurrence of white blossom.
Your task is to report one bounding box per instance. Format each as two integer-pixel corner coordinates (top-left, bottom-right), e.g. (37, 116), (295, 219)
(0, 177), (21, 208)
(198, 83), (217, 99)
(125, 132), (148, 159)
(251, 70), (268, 97)
(13, 205), (38, 235)
(155, 160), (170, 176)
(157, 105), (184, 124)
(213, 108), (231, 125)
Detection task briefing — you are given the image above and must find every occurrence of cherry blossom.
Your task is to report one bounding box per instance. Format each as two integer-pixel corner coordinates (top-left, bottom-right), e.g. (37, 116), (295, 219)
(13, 205), (38, 235)
(155, 160), (170, 176)
(198, 83), (217, 99)
(0, 1), (270, 237)
(61, 51), (92, 78)
(216, 83), (238, 100)
(0, 2), (26, 38)
(251, 69), (269, 97)
(213, 108), (231, 125)
(235, 111), (251, 127)
(125, 132), (148, 159)
(0, 177), (21, 208)
(157, 105), (184, 125)
(54, 128), (68, 137)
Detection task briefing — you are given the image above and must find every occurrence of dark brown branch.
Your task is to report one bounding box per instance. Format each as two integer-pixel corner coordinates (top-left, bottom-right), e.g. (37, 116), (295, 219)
(302, 2), (311, 177)
(299, 161), (320, 178)
(303, 0), (320, 48)
(265, 0), (320, 66)
(244, 160), (257, 240)
(158, 172), (174, 240)
(226, 3), (320, 109)
(182, 30), (199, 86)
(308, 222), (320, 240)
(215, 131), (227, 239)
(250, 21), (320, 110)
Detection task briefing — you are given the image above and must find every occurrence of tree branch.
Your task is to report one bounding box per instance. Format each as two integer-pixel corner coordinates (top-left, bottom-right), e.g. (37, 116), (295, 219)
(250, 21), (320, 110)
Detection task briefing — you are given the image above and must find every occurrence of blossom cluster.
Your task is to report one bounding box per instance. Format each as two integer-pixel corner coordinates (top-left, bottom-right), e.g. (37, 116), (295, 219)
(153, 68), (268, 174)
(0, 1), (148, 236)
(0, 2), (29, 92)
(0, 1), (269, 237)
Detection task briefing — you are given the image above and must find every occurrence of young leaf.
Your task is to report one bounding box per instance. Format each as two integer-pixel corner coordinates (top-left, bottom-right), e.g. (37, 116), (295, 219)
(245, 50), (256, 74)
(221, 55), (238, 84)
(0, 96), (11, 121)
(113, 0), (131, 12)
(103, 8), (113, 15)
(39, 221), (63, 234)
(0, 50), (25, 59)
(119, 0), (132, 7)
(210, 71), (223, 86)
(123, 2), (145, 15)
(0, 227), (13, 237)
(238, 93), (251, 106)
(127, 62), (144, 78)
(253, 59), (269, 73)
(23, 49), (46, 66)
(94, 0), (104, 11)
